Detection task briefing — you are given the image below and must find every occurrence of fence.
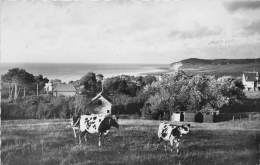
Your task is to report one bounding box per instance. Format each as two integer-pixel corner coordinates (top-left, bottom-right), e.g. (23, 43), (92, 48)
(214, 112), (260, 122)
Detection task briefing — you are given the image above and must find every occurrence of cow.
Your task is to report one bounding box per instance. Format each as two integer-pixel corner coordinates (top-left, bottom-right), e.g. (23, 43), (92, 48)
(157, 121), (190, 153)
(71, 114), (119, 146)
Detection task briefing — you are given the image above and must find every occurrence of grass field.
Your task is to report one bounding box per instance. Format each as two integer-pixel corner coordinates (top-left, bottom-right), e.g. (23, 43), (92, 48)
(1, 119), (260, 165)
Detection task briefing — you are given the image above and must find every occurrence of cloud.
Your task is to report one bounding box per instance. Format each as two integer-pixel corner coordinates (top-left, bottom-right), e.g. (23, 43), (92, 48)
(246, 21), (260, 34)
(224, 1), (260, 12)
(1, 0), (260, 64)
(169, 26), (221, 39)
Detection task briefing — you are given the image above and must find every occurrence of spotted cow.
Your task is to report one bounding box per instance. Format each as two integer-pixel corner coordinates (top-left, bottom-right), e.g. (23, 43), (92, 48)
(157, 122), (190, 153)
(71, 114), (119, 146)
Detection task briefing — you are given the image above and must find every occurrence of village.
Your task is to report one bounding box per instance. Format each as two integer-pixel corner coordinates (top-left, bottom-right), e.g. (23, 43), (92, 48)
(1, 68), (260, 165)
(2, 67), (259, 123)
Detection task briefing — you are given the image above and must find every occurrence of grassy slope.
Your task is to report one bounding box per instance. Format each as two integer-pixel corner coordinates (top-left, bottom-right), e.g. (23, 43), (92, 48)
(1, 119), (260, 165)
(170, 58), (260, 77)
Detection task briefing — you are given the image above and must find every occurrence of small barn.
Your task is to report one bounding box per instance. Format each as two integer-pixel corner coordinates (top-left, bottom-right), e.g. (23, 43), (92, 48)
(171, 112), (181, 122)
(203, 112), (214, 123)
(242, 72), (259, 91)
(171, 110), (218, 123)
(171, 112), (185, 122)
(184, 112), (196, 122)
(196, 110), (219, 123)
(53, 83), (76, 97)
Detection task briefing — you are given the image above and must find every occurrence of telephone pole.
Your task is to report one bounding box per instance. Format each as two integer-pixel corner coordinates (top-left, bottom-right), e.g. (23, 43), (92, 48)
(37, 83), (39, 96)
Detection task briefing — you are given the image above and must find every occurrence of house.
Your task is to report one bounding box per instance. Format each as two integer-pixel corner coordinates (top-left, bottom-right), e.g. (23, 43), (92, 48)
(242, 72), (259, 91)
(53, 83), (76, 97)
(90, 92), (112, 115)
(44, 82), (53, 93)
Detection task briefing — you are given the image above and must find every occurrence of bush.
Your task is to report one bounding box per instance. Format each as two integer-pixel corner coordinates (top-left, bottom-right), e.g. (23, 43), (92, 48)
(1, 95), (75, 120)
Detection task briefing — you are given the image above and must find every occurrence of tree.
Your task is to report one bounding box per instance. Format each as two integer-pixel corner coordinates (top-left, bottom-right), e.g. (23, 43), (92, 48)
(141, 71), (245, 119)
(143, 75), (157, 85)
(34, 75), (49, 96)
(80, 72), (98, 96)
(2, 68), (35, 100)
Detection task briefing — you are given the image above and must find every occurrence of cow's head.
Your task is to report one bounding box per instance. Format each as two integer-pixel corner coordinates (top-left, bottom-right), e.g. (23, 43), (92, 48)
(110, 115), (119, 129)
(179, 124), (190, 135)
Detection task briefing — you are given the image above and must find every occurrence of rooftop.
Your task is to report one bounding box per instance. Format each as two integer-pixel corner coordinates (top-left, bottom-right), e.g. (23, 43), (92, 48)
(53, 83), (76, 92)
(243, 72), (258, 82)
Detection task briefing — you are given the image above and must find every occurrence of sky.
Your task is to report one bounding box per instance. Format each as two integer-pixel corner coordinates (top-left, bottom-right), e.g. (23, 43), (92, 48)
(1, 0), (260, 64)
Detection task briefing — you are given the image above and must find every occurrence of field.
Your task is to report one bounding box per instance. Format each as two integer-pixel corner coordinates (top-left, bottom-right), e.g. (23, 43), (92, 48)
(1, 119), (260, 165)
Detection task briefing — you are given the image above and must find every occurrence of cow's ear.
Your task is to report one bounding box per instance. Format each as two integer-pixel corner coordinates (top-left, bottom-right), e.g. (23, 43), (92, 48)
(187, 124), (191, 127)
(116, 115), (119, 120)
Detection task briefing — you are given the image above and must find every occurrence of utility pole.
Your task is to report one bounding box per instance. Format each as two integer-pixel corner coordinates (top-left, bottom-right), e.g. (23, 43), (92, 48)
(37, 83), (39, 96)
(23, 87), (26, 97)
(14, 83), (18, 100)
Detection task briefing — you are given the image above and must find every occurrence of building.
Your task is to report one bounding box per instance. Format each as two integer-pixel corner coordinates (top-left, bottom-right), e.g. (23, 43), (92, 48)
(171, 112), (184, 122)
(44, 82), (53, 93)
(242, 72), (259, 91)
(171, 110), (218, 123)
(90, 92), (112, 115)
(53, 83), (76, 97)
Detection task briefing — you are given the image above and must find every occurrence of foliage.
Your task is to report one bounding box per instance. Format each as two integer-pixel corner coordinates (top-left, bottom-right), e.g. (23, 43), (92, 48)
(2, 68), (35, 85)
(103, 75), (156, 97)
(1, 68), (248, 120)
(141, 71), (245, 118)
(79, 72), (98, 96)
(1, 68), (49, 99)
(34, 74), (49, 92)
(1, 95), (74, 120)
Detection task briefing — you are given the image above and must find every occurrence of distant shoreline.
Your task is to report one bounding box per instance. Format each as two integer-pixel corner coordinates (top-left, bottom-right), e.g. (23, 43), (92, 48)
(0, 63), (169, 83)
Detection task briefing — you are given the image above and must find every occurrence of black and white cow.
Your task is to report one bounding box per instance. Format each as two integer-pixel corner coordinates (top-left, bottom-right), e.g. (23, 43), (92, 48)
(71, 114), (119, 146)
(157, 121), (190, 153)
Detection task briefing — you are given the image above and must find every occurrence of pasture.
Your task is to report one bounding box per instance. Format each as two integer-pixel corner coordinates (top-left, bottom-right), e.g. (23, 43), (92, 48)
(1, 119), (260, 165)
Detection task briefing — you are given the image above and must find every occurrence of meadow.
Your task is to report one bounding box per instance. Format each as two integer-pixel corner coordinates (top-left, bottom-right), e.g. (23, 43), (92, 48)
(1, 119), (260, 165)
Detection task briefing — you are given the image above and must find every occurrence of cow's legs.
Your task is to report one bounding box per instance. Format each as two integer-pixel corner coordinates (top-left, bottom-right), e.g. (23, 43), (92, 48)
(170, 139), (174, 152)
(79, 131), (86, 145)
(98, 133), (102, 147)
(72, 128), (77, 138)
(170, 138), (179, 153)
(84, 133), (87, 142)
(156, 137), (163, 150)
(79, 132), (81, 144)
(175, 141), (180, 154)
(164, 142), (167, 152)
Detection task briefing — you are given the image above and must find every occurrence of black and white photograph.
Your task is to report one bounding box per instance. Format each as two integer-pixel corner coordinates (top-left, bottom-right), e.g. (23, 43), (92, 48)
(1, 0), (260, 164)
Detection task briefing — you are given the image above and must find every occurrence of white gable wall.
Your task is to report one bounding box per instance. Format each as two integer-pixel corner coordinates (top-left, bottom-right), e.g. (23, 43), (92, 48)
(242, 73), (255, 89)
(93, 96), (112, 115)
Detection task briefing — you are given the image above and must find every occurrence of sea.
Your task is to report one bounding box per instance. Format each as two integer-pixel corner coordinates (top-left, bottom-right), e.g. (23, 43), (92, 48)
(0, 63), (168, 82)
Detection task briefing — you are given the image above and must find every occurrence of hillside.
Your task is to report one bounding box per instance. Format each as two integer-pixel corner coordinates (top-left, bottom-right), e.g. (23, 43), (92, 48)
(170, 58), (260, 77)
(171, 58), (260, 65)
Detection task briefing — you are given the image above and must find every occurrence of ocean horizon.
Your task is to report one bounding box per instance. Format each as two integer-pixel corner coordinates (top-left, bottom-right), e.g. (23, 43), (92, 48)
(0, 63), (169, 82)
